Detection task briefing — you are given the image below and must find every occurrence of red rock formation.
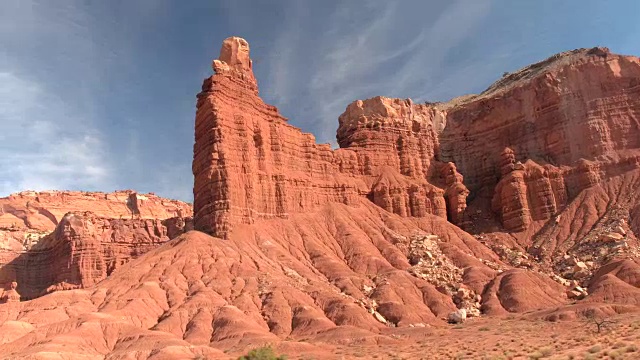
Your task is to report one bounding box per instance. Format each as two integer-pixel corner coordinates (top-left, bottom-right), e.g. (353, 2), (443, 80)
(193, 38), (468, 238)
(3, 38), (640, 359)
(480, 269), (566, 314)
(0, 199), (504, 358)
(194, 37), (377, 239)
(441, 48), (640, 190)
(0, 191), (192, 299)
(1, 212), (189, 299)
(338, 97), (468, 222)
(0, 190), (192, 232)
(336, 97), (446, 177)
(491, 148), (565, 232)
(0, 281), (20, 303)
(441, 162), (470, 225)
(439, 48), (640, 231)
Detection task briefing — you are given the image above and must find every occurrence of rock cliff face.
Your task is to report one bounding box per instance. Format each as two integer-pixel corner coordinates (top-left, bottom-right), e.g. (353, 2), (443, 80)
(332, 47), (640, 234)
(439, 47), (640, 231)
(442, 48), (640, 189)
(2, 212), (191, 299)
(3, 37), (640, 359)
(0, 191), (193, 298)
(193, 37), (468, 238)
(194, 40), (640, 237)
(490, 148), (568, 232)
(0, 190), (192, 232)
(337, 97), (468, 222)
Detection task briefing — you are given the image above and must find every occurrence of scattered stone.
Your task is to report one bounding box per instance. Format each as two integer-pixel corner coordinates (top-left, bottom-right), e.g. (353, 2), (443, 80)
(0, 281), (20, 303)
(448, 309), (467, 324)
(601, 232), (624, 242)
(373, 311), (387, 324)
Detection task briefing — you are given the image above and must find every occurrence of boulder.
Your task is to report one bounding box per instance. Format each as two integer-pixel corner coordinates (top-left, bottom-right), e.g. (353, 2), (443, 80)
(448, 309), (467, 324)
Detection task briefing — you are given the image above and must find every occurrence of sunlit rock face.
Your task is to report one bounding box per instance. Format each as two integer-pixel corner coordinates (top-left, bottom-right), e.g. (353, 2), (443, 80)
(439, 47), (640, 231)
(193, 37), (466, 238)
(0, 191), (192, 299)
(194, 40), (640, 237)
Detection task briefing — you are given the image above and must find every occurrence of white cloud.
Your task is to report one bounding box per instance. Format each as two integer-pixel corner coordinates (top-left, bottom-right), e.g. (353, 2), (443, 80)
(0, 72), (112, 196)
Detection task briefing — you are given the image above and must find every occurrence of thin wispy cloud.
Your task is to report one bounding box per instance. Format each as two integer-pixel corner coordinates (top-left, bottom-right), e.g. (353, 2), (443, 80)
(0, 72), (112, 195)
(389, 0), (495, 95)
(260, 1), (497, 146)
(0, 1), (114, 196)
(0, 0), (183, 200)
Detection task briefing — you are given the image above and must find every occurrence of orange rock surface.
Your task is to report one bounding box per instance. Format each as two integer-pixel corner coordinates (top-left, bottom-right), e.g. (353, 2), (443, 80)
(2, 212), (192, 299)
(440, 47), (640, 232)
(0, 191), (193, 299)
(0, 190), (192, 232)
(193, 37), (468, 239)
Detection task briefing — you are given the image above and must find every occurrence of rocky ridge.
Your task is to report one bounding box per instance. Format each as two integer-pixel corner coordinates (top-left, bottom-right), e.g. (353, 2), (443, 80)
(0, 191), (193, 299)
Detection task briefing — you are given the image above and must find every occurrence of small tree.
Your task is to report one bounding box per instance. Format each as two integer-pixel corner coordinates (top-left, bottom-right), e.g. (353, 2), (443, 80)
(582, 309), (616, 333)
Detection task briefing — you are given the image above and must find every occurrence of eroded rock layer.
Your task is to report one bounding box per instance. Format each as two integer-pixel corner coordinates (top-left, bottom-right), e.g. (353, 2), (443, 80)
(195, 41), (640, 238)
(439, 48), (640, 230)
(0, 190), (192, 232)
(0, 191), (193, 299)
(4, 212), (192, 299)
(193, 37), (467, 238)
(337, 47), (640, 234)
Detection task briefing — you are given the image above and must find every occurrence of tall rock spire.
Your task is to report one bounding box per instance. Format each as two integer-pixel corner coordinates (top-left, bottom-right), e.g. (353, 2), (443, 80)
(192, 37), (461, 239)
(211, 36), (257, 91)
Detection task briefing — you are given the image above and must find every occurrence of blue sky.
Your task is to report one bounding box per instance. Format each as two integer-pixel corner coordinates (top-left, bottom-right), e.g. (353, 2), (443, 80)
(1, 0), (639, 202)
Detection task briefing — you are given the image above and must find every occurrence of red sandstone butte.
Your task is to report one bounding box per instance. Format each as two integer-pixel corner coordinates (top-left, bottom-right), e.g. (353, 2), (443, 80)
(193, 37), (469, 239)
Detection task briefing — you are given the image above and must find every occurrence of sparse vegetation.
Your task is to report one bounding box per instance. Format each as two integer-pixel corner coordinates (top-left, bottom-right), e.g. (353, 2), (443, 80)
(582, 309), (616, 333)
(237, 346), (286, 360)
(528, 351), (544, 359)
(539, 347), (553, 357)
(587, 344), (602, 354)
(527, 346), (553, 359)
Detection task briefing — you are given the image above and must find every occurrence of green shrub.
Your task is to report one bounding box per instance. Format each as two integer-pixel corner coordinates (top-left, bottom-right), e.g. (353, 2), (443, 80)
(527, 351), (543, 359)
(539, 347), (553, 357)
(237, 346), (286, 360)
(587, 345), (602, 354)
(609, 350), (622, 359)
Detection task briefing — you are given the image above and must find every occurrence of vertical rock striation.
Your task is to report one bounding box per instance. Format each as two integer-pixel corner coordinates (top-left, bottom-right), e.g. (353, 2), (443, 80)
(2, 212), (191, 299)
(193, 37), (466, 238)
(193, 37), (368, 238)
(194, 39), (640, 236)
(442, 48), (640, 231)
